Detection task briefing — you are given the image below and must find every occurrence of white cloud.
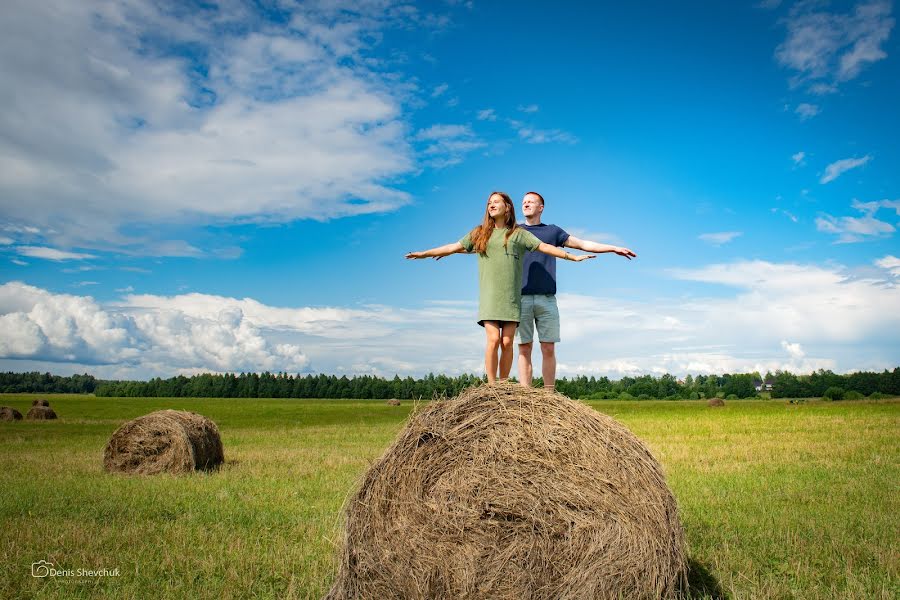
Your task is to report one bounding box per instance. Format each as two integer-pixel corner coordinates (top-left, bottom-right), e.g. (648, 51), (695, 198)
(795, 103), (820, 120)
(775, 1), (895, 92)
(781, 340), (805, 360)
(432, 83), (449, 97)
(0, 282), (309, 373)
(476, 108), (497, 121)
(517, 104), (539, 113)
(0, 236), (13, 245)
(3, 257), (898, 379)
(820, 155), (871, 183)
(508, 120), (577, 145)
(816, 198), (896, 242)
(698, 231), (742, 245)
(771, 207), (799, 222)
(875, 255), (900, 276)
(10, 259), (28, 266)
(0, 0), (446, 254)
(792, 151), (806, 165)
(414, 124), (485, 167)
(17, 246), (96, 261)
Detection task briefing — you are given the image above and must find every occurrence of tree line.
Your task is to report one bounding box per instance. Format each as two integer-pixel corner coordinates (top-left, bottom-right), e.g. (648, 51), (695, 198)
(2, 368), (898, 400)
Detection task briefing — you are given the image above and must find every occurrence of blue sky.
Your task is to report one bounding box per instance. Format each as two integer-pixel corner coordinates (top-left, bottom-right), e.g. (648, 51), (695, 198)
(1, 0), (898, 379)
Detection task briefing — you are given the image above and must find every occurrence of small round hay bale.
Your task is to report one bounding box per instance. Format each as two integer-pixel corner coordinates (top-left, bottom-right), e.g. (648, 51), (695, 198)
(327, 383), (687, 600)
(26, 406), (57, 420)
(32, 399), (50, 407)
(707, 398), (725, 407)
(1, 407), (23, 421)
(103, 410), (224, 475)
(386, 399), (401, 406)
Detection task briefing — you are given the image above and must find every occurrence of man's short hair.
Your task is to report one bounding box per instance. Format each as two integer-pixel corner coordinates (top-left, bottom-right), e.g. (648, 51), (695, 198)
(524, 191), (545, 206)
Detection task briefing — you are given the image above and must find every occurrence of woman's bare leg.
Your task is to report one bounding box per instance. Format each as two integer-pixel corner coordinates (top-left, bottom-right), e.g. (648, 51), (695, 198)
(498, 322), (518, 380)
(483, 321), (501, 382)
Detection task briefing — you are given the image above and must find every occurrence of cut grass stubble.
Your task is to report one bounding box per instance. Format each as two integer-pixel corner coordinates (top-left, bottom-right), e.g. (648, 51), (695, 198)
(0, 395), (897, 599)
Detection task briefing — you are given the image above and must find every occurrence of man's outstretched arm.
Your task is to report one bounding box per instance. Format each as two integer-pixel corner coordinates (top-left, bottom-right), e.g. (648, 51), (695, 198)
(564, 236), (636, 259)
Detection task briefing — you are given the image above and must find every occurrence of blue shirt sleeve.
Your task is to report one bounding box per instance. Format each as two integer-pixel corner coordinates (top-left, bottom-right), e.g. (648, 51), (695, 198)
(557, 225), (570, 247)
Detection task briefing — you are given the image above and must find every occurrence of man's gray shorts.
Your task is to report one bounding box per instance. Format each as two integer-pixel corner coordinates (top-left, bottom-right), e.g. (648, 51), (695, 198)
(518, 294), (561, 344)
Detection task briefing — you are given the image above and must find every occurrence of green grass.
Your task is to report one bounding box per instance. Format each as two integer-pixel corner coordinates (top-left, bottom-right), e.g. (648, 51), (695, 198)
(0, 395), (897, 599)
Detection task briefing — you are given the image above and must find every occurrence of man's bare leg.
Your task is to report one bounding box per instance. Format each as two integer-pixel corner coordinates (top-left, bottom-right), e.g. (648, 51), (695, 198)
(517, 342), (534, 386)
(540, 341), (556, 391)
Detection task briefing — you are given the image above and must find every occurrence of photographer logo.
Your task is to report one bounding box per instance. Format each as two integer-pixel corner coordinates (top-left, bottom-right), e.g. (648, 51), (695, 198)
(32, 560), (53, 578)
(30, 560), (119, 579)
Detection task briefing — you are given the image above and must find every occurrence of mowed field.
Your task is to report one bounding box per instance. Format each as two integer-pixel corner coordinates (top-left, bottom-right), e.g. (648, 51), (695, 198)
(0, 394), (897, 600)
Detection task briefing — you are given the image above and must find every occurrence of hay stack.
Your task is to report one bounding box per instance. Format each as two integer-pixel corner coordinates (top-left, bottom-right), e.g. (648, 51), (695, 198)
(26, 406), (57, 420)
(386, 399), (401, 406)
(707, 398), (725, 407)
(327, 383), (687, 600)
(32, 399), (50, 407)
(1, 407), (23, 421)
(103, 410), (224, 475)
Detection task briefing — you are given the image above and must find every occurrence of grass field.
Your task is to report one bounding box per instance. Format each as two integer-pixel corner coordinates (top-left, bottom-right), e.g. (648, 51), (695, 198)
(1, 394), (897, 600)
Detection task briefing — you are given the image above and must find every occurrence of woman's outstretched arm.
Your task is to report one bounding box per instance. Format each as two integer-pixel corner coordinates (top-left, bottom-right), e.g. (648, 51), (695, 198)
(536, 242), (595, 262)
(406, 242), (465, 259)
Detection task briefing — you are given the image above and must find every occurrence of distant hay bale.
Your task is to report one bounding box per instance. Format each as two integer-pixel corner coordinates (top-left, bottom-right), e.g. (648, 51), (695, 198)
(326, 383), (687, 600)
(1, 407), (23, 421)
(32, 399), (50, 407)
(386, 399), (401, 406)
(103, 410), (224, 475)
(26, 406), (57, 420)
(707, 398), (725, 407)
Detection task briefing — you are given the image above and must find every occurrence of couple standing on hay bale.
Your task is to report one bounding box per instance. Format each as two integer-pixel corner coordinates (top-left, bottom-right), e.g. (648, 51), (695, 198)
(406, 191), (636, 389)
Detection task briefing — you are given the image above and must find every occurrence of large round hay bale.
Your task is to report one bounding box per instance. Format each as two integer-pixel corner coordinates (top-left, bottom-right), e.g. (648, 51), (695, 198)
(32, 399), (50, 407)
(386, 398), (401, 406)
(707, 398), (725, 407)
(1, 407), (23, 421)
(26, 406), (57, 420)
(327, 383), (687, 600)
(103, 410), (224, 475)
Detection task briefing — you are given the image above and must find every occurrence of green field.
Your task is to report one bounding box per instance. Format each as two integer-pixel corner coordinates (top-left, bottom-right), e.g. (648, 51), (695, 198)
(1, 394), (897, 600)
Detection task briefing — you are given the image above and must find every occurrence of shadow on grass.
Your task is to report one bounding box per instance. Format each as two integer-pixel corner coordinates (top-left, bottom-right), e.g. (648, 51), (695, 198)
(683, 557), (727, 599)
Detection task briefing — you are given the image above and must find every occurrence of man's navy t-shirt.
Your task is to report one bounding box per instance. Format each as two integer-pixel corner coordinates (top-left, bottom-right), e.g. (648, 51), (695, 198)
(520, 223), (569, 295)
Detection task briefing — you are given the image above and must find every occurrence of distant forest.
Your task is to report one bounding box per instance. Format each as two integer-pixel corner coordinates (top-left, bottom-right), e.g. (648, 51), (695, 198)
(1, 369), (898, 400)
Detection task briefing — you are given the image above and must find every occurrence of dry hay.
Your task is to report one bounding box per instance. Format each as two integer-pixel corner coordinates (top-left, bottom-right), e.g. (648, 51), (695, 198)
(103, 410), (224, 475)
(386, 399), (402, 406)
(707, 398), (725, 407)
(32, 399), (50, 407)
(1, 407), (23, 421)
(326, 383), (687, 600)
(26, 406), (57, 420)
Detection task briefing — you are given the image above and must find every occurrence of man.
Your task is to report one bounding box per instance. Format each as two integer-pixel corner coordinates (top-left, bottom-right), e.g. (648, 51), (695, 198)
(518, 191), (636, 391)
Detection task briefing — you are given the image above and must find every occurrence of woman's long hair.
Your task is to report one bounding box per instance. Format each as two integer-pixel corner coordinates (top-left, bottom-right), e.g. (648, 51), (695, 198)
(468, 191), (518, 255)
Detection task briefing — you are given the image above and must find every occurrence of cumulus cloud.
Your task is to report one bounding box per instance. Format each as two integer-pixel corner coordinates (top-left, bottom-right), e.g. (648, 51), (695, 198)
(792, 151), (806, 165)
(776, 1), (895, 92)
(0, 0), (464, 254)
(820, 155), (872, 183)
(3, 257), (898, 379)
(0, 282), (308, 373)
(875, 255), (900, 276)
(698, 231), (742, 246)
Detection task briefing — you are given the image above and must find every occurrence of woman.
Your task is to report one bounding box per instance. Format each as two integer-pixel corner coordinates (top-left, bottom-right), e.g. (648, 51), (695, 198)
(406, 191), (594, 383)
